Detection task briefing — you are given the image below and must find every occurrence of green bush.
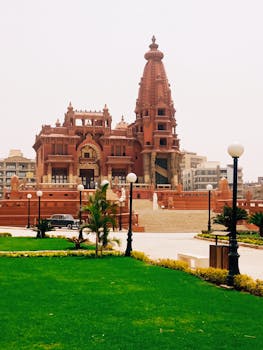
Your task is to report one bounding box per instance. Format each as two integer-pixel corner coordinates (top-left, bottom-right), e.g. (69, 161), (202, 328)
(241, 237), (263, 245)
(0, 250), (122, 258)
(197, 232), (263, 246)
(234, 274), (263, 297)
(194, 267), (228, 285)
(155, 258), (190, 272)
(237, 230), (258, 236)
(131, 250), (153, 263)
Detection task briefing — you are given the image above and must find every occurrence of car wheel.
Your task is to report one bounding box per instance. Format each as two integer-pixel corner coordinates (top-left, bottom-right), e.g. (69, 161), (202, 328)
(67, 224), (72, 229)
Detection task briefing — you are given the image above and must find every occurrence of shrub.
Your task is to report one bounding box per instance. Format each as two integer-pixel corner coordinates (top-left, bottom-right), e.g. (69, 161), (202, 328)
(0, 232), (12, 237)
(67, 236), (89, 250)
(234, 274), (263, 297)
(241, 237), (263, 245)
(194, 267), (228, 285)
(131, 250), (153, 263)
(155, 258), (190, 272)
(248, 212), (263, 237)
(0, 250), (122, 258)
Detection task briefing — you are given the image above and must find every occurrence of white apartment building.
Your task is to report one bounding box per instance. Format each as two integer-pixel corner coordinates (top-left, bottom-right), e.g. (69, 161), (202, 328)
(181, 151), (243, 197)
(0, 150), (36, 198)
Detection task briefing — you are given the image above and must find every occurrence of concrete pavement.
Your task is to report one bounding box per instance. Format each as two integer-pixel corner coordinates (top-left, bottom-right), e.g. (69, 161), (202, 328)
(1, 226), (262, 281)
(114, 231), (263, 281)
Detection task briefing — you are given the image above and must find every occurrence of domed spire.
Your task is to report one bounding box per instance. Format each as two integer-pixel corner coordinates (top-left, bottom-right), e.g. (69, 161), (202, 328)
(144, 35), (164, 61)
(115, 115), (128, 129)
(135, 36), (174, 115)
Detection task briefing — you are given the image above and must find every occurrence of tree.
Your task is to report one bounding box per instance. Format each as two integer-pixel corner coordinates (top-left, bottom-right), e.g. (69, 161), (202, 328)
(82, 183), (117, 256)
(213, 205), (248, 231)
(35, 219), (54, 238)
(248, 212), (263, 237)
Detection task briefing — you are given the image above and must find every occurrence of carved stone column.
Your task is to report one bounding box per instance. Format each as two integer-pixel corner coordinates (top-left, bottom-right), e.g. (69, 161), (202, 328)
(107, 166), (112, 184)
(143, 153), (151, 184)
(170, 152), (180, 189)
(68, 163), (73, 183)
(47, 163), (52, 183)
(151, 152), (156, 187)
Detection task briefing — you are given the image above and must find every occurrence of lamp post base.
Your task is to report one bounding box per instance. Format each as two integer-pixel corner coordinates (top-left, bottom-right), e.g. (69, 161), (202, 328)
(125, 230), (132, 257)
(226, 238), (240, 286)
(78, 228), (83, 240)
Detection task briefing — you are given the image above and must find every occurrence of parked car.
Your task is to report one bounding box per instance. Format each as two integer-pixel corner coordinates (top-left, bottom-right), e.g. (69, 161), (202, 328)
(46, 214), (79, 229)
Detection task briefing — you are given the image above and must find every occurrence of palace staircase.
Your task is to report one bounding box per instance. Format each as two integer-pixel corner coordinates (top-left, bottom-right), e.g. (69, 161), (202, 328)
(133, 199), (212, 233)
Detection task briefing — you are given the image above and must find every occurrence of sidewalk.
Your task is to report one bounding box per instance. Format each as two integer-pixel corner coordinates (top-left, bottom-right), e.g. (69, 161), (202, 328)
(1, 226), (262, 281)
(113, 231), (263, 281)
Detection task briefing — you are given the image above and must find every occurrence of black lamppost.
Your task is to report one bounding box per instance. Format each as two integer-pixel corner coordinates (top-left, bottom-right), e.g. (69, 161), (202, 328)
(206, 184), (213, 232)
(125, 172), (137, 256)
(227, 142), (244, 286)
(119, 196), (124, 231)
(26, 193), (32, 228)
(77, 184), (84, 239)
(36, 190), (43, 238)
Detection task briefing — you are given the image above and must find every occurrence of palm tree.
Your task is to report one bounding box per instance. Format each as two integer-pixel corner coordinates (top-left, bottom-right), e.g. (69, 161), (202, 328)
(82, 183), (117, 256)
(248, 212), (263, 237)
(35, 219), (54, 238)
(213, 205), (248, 231)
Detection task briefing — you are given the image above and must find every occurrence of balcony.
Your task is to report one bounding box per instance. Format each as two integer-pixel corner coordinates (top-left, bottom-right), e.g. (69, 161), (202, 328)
(79, 157), (97, 164)
(106, 156), (132, 165)
(46, 155), (74, 163)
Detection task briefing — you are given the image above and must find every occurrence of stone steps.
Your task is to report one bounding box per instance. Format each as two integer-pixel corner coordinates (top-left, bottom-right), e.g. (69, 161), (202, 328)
(133, 199), (226, 233)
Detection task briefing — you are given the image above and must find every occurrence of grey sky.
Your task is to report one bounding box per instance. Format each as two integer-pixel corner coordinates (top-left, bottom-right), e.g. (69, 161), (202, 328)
(0, 0), (262, 182)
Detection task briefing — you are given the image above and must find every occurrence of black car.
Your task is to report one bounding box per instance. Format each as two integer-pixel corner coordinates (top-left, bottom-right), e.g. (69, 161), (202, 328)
(47, 214), (79, 229)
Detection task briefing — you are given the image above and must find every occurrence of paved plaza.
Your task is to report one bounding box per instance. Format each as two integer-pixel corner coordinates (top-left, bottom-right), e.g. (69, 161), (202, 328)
(1, 226), (262, 281)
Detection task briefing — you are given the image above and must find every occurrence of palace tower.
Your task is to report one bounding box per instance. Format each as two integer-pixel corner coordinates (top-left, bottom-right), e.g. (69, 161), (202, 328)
(33, 37), (181, 189)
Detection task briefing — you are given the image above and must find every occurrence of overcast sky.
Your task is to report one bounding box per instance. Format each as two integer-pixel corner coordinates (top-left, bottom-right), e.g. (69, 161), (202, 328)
(0, 0), (262, 182)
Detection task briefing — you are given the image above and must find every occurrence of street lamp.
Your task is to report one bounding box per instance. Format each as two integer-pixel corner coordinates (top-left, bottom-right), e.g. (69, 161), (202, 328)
(227, 142), (244, 286)
(101, 179), (110, 187)
(26, 193), (32, 228)
(125, 172), (137, 256)
(36, 190), (43, 238)
(119, 196), (124, 231)
(206, 184), (213, 232)
(77, 184), (84, 239)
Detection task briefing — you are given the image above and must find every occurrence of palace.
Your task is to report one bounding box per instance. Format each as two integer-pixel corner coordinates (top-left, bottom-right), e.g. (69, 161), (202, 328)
(33, 36), (181, 190)
(2, 37), (259, 228)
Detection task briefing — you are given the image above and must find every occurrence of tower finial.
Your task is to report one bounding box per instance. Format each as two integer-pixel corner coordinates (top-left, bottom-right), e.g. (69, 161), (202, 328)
(67, 101), (73, 111)
(149, 35), (158, 51)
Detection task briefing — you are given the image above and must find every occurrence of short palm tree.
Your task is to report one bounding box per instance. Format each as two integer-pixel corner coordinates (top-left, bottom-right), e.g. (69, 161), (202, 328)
(82, 183), (117, 256)
(34, 219), (54, 238)
(213, 205), (248, 231)
(248, 212), (263, 237)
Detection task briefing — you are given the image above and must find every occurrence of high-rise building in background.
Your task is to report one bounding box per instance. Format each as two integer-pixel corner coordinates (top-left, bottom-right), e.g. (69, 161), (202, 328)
(0, 150), (36, 198)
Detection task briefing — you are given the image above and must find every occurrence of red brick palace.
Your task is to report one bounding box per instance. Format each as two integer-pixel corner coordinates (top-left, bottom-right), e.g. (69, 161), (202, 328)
(2, 37), (261, 228)
(33, 36), (181, 190)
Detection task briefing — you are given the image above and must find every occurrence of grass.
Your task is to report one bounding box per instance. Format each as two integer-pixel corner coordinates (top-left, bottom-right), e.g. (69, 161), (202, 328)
(0, 256), (263, 349)
(198, 232), (263, 246)
(0, 237), (93, 251)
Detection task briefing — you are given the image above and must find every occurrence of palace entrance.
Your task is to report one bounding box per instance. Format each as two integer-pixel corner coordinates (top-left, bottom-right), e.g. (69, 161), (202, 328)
(80, 169), (95, 189)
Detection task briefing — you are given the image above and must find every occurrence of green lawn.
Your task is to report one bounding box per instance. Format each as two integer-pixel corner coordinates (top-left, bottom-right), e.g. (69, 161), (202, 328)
(198, 232), (263, 246)
(0, 237), (92, 251)
(0, 256), (262, 349)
